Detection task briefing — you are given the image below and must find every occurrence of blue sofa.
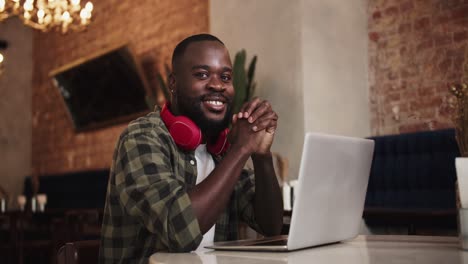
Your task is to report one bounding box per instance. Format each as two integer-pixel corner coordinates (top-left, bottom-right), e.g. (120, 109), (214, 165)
(364, 129), (461, 234)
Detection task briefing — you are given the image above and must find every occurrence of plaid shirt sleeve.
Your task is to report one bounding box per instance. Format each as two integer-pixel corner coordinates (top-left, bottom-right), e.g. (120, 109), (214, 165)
(114, 132), (203, 252)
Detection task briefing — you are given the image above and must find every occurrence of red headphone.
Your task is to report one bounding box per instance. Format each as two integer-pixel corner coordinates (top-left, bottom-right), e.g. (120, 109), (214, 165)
(160, 103), (230, 155)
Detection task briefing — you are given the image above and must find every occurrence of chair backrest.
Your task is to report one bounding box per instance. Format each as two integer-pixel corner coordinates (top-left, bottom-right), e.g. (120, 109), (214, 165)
(57, 240), (100, 264)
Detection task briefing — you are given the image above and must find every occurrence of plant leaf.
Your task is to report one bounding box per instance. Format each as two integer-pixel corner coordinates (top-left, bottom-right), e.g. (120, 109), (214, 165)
(246, 55), (257, 100)
(233, 50), (247, 114)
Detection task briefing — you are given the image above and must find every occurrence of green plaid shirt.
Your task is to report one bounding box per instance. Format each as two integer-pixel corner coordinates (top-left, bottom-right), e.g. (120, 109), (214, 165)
(99, 109), (261, 264)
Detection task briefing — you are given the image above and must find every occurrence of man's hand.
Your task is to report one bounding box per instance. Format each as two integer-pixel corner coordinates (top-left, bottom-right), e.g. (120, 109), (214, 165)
(231, 97), (278, 154)
(228, 115), (265, 154)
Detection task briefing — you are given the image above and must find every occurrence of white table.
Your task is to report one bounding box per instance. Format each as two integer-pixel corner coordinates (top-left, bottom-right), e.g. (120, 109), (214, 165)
(150, 235), (468, 264)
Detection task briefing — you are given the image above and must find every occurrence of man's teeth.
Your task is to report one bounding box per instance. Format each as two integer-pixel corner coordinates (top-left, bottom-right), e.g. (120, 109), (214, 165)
(206, 100), (223, 106)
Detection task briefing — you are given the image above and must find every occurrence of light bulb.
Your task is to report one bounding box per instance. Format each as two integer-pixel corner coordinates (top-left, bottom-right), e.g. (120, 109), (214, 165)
(61, 11), (70, 21)
(79, 9), (86, 19)
(0, 53), (4, 64)
(85, 2), (93, 11)
(24, 1), (34, 11)
(71, 0), (80, 5)
(37, 9), (45, 19)
(24, 11), (31, 20)
(37, 9), (45, 24)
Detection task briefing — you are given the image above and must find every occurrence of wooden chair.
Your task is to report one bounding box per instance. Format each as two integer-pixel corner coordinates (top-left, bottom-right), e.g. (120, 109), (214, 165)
(56, 240), (100, 264)
(64, 209), (101, 241)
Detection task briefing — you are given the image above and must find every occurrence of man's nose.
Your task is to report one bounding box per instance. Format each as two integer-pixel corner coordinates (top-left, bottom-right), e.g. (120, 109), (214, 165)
(207, 76), (226, 91)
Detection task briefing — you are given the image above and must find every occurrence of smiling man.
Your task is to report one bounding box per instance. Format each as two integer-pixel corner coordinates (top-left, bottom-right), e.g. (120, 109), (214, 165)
(99, 34), (283, 264)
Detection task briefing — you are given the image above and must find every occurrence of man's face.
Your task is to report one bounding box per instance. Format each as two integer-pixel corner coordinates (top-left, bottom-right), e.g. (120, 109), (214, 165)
(171, 41), (234, 137)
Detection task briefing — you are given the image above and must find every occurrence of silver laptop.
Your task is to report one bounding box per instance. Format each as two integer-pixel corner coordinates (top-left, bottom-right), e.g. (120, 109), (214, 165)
(205, 132), (375, 252)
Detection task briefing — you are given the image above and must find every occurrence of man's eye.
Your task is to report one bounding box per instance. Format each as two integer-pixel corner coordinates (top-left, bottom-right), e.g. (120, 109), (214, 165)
(194, 72), (208, 79)
(221, 74), (232, 82)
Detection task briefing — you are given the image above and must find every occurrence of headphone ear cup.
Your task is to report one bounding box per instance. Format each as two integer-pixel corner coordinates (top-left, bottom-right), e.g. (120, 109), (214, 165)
(169, 116), (202, 151)
(207, 128), (230, 155)
(161, 104), (202, 151)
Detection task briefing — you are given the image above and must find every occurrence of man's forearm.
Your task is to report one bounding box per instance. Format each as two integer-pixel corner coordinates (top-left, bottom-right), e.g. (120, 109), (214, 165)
(188, 144), (251, 233)
(252, 152), (284, 236)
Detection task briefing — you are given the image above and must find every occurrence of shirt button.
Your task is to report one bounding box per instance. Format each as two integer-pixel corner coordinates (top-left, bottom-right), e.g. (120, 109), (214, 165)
(190, 160), (195, 165)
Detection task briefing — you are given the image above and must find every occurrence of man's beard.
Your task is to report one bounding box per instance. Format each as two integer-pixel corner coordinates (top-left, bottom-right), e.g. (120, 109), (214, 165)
(175, 93), (232, 143)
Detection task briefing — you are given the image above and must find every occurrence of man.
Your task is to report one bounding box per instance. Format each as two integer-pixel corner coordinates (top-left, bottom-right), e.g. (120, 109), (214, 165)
(99, 34), (283, 263)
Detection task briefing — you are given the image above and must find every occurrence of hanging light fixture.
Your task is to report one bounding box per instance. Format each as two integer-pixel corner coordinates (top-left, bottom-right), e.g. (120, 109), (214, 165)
(0, 0), (93, 34)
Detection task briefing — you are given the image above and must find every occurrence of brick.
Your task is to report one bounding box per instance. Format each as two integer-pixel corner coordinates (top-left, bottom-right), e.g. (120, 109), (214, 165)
(451, 6), (468, 20)
(453, 57), (465, 69)
(387, 70), (399, 80)
(412, 0), (435, 15)
(414, 17), (431, 30)
(419, 109), (438, 119)
(434, 34), (453, 46)
(438, 103), (456, 118)
(398, 23), (412, 34)
(439, 0), (464, 10)
(438, 59), (453, 70)
(431, 121), (454, 130)
(418, 86), (435, 96)
(399, 46), (408, 56)
(372, 11), (382, 20)
(369, 32), (380, 42)
(416, 40), (434, 50)
(400, 67), (419, 78)
(401, 89), (418, 99)
(436, 14), (451, 24)
(454, 31), (468, 42)
(400, 1), (414, 12)
(384, 6), (399, 16)
(399, 122), (430, 133)
(384, 92), (401, 103)
(446, 47), (465, 57)
(409, 97), (444, 111)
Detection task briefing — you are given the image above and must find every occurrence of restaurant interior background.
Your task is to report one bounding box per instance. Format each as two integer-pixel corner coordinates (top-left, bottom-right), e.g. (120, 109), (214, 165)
(0, 0), (467, 263)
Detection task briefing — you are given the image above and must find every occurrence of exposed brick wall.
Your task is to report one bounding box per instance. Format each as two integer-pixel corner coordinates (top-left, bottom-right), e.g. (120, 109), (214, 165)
(32, 0), (208, 175)
(368, 0), (468, 136)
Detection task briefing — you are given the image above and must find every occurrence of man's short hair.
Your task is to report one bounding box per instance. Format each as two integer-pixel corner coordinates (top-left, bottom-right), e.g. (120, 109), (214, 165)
(171, 34), (225, 70)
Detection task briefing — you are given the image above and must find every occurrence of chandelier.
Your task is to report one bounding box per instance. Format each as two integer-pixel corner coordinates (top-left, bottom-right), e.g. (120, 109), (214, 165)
(0, 0), (93, 34)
